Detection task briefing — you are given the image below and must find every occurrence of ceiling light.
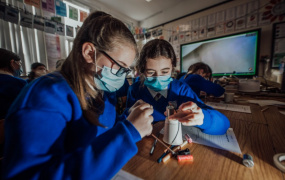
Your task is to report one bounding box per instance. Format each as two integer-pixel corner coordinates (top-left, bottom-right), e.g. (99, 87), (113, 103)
(146, 0), (152, 2)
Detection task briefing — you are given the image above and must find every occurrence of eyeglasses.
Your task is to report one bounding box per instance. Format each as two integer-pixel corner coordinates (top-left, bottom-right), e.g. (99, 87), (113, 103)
(99, 51), (131, 77)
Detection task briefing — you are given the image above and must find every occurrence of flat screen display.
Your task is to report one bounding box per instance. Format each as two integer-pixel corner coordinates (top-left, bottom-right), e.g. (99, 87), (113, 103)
(180, 29), (260, 77)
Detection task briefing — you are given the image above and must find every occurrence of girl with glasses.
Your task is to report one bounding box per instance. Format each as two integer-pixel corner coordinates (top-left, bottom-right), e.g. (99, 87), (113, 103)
(3, 11), (153, 179)
(126, 39), (229, 135)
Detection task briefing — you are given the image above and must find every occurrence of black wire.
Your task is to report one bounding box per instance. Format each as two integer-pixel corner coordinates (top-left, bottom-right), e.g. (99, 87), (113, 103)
(169, 120), (181, 145)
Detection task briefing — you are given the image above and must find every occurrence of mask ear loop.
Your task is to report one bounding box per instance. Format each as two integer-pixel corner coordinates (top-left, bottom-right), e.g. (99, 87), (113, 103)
(94, 49), (104, 81)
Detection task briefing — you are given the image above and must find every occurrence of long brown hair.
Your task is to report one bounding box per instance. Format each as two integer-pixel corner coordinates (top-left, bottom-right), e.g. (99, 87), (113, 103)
(60, 11), (137, 126)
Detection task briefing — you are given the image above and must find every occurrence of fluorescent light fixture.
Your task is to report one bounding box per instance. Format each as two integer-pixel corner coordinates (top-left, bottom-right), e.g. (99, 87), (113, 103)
(146, 0), (152, 2)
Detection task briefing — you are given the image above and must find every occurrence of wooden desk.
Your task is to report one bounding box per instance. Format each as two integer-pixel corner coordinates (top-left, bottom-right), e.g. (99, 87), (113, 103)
(123, 99), (285, 180)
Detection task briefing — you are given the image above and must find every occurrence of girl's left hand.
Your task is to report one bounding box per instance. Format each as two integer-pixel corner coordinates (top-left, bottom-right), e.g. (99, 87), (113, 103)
(168, 101), (204, 126)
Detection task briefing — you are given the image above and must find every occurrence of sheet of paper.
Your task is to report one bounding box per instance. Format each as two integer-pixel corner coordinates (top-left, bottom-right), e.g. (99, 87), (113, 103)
(247, 100), (285, 107)
(279, 111), (285, 116)
(112, 170), (143, 180)
(182, 126), (242, 154)
(206, 102), (251, 113)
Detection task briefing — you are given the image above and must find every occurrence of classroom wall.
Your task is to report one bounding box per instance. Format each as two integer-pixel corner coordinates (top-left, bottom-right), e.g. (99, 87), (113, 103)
(147, 0), (283, 83)
(139, 0), (227, 28)
(0, 0), (89, 74)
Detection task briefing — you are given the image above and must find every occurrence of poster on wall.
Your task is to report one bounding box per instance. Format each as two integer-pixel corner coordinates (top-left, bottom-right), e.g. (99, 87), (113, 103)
(33, 16), (45, 31)
(192, 19), (199, 30)
(246, 0), (259, 28)
(207, 14), (216, 37)
(235, 4), (247, 30)
(80, 10), (88, 22)
(185, 31), (191, 42)
(20, 11), (33, 28)
(0, 3), (5, 19)
(179, 32), (185, 43)
(42, 0), (55, 14)
(51, 16), (61, 23)
(75, 25), (80, 36)
(152, 30), (157, 37)
(199, 16), (207, 38)
(44, 19), (56, 34)
(56, 22), (64, 36)
(199, 28), (206, 39)
(4, 6), (19, 24)
(272, 22), (285, 68)
(45, 34), (61, 71)
(191, 19), (199, 40)
(24, 0), (41, 9)
(259, 12), (271, 26)
(66, 25), (73, 37)
(157, 29), (162, 36)
(192, 29), (198, 41)
(225, 7), (235, 33)
(216, 11), (225, 35)
(246, 13), (258, 28)
(173, 33), (178, 44)
(55, 0), (67, 17)
(69, 6), (78, 21)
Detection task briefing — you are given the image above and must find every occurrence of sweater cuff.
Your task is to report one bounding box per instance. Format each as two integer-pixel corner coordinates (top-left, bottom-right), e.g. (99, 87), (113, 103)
(122, 120), (142, 143)
(196, 109), (212, 131)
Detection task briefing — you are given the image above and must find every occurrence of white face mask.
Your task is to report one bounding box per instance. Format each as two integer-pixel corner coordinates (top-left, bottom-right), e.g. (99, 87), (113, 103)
(94, 66), (126, 92)
(93, 50), (126, 92)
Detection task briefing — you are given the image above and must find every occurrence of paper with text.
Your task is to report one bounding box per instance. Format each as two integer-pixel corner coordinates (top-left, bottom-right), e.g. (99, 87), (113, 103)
(206, 102), (251, 113)
(112, 170), (143, 180)
(182, 126), (242, 154)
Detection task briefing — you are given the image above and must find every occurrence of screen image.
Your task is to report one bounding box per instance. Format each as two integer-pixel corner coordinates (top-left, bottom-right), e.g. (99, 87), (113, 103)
(180, 29), (260, 77)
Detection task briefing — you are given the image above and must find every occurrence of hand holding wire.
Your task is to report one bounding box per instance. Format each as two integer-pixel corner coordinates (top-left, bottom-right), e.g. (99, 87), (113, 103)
(168, 101), (204, 126)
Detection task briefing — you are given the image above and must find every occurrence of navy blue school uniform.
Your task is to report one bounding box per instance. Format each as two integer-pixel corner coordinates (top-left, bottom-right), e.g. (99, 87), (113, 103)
(116, 78), (129, 97)
(127, 79), (229, 135)
(3, 72), (141, 180)
(0, 74), (27, 119)
(179, 74), (225, 97)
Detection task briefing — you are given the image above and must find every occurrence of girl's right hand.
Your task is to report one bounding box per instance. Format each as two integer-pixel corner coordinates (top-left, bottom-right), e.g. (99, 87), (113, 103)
(127, 102), (154, 138)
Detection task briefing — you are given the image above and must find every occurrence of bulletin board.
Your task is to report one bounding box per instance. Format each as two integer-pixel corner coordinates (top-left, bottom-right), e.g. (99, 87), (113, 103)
(271, 21), (285, 68)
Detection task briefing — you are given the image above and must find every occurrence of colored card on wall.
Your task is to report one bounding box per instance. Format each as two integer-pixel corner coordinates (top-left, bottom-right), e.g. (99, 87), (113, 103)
(55, 0), (67, 17)
(34, 16), (45, 31)
(0, 3), (5, 19)
(20, 11), (33, 28)
(66, 25), (73, 37)
(45, 19), (56, 34)
(51, 16), (61, 23)
(79, 10), (87, 22)
(69, 6), (78, 21)
(24, 0), (41, 9)
(4, 6), (19, 24)
(45, 34), (61, 71)
(42, 0), (55, 14)
(56, 22), (65, 36)
(215, 23), (224, 35)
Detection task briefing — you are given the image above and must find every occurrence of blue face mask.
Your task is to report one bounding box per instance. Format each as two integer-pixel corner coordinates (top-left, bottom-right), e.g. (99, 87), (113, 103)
(13, 66), (23, 77)
(94, 66), (126, 92)
(144, 75), (173, 91)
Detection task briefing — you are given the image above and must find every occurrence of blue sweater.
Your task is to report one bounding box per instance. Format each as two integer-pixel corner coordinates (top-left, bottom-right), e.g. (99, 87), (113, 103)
(127, 80), (229, 135)
(0, 74), (27, 119)
(3, 72), (141, 180)
(116, 79), (129, 98)
(179, 74), (225, 97)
